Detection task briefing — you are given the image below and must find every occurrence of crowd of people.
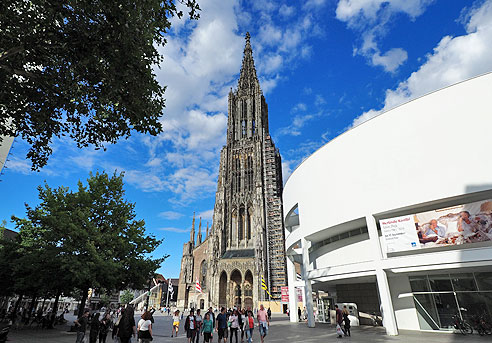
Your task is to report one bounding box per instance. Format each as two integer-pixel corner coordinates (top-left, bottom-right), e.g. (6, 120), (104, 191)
(74, 306), (155, 343)
(72, 304), (272, 343)
(176, 304), (271, 343)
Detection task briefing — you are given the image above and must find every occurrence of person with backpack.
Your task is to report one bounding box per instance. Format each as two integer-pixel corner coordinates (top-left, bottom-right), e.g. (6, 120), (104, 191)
(342, 309), (351, 337)
(184, 309), (197, 343)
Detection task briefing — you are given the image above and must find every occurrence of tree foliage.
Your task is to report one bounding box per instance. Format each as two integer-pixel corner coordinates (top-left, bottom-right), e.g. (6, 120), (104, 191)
(8, 171), (165, 310)
(120, 289), (135, 305)
(0, 0), (200, 169)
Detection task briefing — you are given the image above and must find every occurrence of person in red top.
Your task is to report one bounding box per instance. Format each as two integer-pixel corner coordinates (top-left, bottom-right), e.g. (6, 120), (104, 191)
(245, 310), (255, 343)
(335, 305), (343, 338)
(184, 309), (197, 343)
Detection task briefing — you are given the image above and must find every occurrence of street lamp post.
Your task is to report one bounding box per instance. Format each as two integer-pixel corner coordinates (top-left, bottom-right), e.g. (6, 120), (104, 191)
(145, 276), (152, 311)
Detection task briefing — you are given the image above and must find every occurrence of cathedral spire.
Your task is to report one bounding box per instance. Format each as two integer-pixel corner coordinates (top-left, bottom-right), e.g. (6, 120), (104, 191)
(190, 212), (195, 245)
(238, 32), (259, 93)
(197, 217), (202, 245)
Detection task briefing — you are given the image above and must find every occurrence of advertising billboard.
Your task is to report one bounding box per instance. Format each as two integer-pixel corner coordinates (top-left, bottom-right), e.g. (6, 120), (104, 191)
(281, 286), (289, 303)
(380, 199), (492, 253)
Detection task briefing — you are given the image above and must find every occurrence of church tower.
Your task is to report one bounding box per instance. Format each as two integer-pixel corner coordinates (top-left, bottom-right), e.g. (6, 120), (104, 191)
(177, 33), (287, 310)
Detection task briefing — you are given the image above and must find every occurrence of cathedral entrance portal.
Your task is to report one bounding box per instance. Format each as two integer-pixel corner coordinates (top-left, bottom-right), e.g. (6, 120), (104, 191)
(244, 270), (253, 309)
(219, 271), (227, 308)
(231, 269), (242, 308)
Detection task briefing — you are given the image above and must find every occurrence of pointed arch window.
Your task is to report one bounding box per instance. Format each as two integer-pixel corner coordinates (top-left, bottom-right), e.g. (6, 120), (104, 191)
(241, 100), (246, 138)
(252, 99), (256, 136)
(232, 155), (241, 193)
(247, 208), (252, 240)
(238, 207), (245, 241)
(246, 156), (253, 191)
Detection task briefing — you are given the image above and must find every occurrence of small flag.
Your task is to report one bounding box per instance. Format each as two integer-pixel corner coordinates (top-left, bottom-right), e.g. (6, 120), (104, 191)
(261, 276), (272, 298)
(196, 279), (202, 293)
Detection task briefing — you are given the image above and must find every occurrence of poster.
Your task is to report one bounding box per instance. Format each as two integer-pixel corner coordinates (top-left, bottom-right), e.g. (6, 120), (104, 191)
(380, 215), (420, 253)
(380, 199), (492, 253)
(281, 286), (289, 303)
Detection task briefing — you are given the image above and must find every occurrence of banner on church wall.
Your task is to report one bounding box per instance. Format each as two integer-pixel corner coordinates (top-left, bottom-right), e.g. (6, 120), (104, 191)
(380, 199), (492, 253)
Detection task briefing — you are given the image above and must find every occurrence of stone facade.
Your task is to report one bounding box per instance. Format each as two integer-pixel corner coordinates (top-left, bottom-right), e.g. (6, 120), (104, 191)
(177, 33), (287, 311)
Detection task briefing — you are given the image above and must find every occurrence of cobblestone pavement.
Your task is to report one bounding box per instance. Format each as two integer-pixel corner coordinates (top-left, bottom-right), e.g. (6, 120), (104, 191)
(4, 313), (488, 343)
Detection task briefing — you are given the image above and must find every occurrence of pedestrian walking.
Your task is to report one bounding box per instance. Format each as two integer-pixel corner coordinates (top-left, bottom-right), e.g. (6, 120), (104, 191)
(99, 313), (112, 343)
(206, 307), (215, 328)
(342, 311), (351, 337)
(74, 309), (90, 343)
(184, 309), (197, 343)
(257, 305), (269, 343)
(267, 308), (271, 321)
(335, 305), (343, 338)
(116, 307), (136, 343)
(171, 310), (180, 337)
(228, 309), (240, 343)
(195, 309), (203, 343)
(244, 311), (255, 343)
(89, 312), (101, 343)
(239, 309), (245, 343)
(201, 312), (214, 343)
(216, 307), (228, 343)
(297, 307), (301, 322)
(137, 311), (153, 343)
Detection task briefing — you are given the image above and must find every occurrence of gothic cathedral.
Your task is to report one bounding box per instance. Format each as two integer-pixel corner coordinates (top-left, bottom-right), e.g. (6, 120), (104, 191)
(177, 33), (286, 311)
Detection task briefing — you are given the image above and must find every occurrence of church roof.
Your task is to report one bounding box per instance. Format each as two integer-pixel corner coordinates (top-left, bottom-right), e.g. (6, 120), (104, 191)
(221, 249), (255, 259)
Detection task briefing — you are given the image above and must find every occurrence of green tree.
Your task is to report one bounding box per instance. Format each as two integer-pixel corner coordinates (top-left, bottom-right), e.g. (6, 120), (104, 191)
(0, 0), (199, 170)
(120, 290), (135, 305)
(12, 171), (165, 317)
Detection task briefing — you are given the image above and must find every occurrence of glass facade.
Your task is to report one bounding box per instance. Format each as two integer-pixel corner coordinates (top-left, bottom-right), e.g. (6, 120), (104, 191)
(410, 273), (492, 330)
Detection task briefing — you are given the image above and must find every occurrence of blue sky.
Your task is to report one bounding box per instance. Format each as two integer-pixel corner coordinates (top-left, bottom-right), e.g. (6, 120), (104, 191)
(2, 0), (492, 278)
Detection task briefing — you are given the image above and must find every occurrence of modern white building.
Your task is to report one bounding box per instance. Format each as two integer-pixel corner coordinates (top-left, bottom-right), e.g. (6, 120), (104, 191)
(0, 135), (14, 173)
(283, 72), (492, 335)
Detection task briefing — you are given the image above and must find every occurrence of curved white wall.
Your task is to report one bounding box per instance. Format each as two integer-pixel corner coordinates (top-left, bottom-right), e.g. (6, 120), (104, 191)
(284, 72), (492, 250)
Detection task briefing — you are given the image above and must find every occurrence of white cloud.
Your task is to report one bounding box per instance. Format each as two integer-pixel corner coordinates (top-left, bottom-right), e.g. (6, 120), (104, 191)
(198, 209), (214, 221)
(292, 103), (307, 112)
(336, 0), (433, 72)
(159, 211), (184, 220)
(158, 227), (190, 233)
(4, 156), (32, 175)
(281, 160), (294, 183)
(279, 4), (294, 18)
(371, 47), (408, 72)
(350, 0), (492, 127)
(336, 0), (433, 23)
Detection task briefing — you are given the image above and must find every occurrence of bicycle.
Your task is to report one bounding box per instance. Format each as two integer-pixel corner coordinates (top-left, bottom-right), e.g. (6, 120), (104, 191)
(370, 312), (382, 326)
(472, 313), (492, 336)
(452, 313), (473, 335)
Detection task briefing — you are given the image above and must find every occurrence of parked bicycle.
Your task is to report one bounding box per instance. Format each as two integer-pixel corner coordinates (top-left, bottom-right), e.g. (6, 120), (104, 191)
(472, 313), (492, 336)
(370, 312), (382, 326)
(452, 312), (473, 335)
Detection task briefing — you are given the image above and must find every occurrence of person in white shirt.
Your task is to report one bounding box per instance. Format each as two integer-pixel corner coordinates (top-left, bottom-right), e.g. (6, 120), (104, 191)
(195, 309), (203, 343)
(229, 309), (240, 343)
(137, 311), (153, 343)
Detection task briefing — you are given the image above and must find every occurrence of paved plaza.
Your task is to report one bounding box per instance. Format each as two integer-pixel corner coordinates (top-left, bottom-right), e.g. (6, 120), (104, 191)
(4, 313), (489, 343)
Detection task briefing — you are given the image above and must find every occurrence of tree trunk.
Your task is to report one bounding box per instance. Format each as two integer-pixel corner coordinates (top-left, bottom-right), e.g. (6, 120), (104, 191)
(77, 287), (89, 318)
(49, 290), (61, 328)
(11, 294), (23, 323)
(27, 294), (37, 323)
